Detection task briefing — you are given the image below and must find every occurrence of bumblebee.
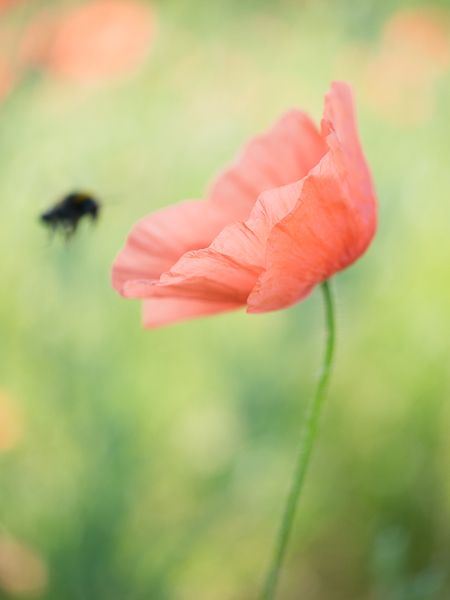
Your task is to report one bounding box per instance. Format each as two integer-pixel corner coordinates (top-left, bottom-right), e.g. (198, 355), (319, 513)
(40, 192), (100, 239)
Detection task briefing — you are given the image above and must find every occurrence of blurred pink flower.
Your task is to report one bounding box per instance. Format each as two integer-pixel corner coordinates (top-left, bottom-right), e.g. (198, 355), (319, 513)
(0, 537), (47, 596)
(384, 7), (450, 73)
(0, 390), (23, 452)
(0, 0), (21, 15)
(112, 82), (377, 328)
(0, 53), (14, 99)
(19, 0), (155, 82)
(364, 6), (450, 124)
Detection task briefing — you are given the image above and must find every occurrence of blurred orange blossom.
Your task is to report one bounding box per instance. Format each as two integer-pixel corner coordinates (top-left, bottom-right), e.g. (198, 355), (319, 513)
(19, 0), (155, 82)
(112, 82), (377, 328)
(0, 537), (47, 596)
(384, 7), (450, 73)
(0, 0), (21, 15)
(0, 389), (23, 452)
(364, 6), (450, 124)
(0, 54), (14, 100)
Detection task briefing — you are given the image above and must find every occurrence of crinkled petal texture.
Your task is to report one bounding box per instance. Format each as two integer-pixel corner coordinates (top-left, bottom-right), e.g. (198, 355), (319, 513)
(248, 83), (377, 313)
(112, 81), (377, 327)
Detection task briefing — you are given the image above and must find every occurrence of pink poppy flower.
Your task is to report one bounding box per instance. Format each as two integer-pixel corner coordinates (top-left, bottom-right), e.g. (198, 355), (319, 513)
(112, 81), (377, 328)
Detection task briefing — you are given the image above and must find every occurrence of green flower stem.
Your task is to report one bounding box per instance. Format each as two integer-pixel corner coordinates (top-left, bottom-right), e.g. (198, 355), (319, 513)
(260, 280), (336, 600)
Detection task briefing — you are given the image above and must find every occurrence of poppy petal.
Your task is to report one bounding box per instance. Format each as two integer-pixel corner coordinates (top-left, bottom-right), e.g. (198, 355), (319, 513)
(112, 110), (326, 299)
(208, 110), (327, 222)
(247, 82), (377, 314)
(321, 81), (376, 226)
(112, 200), (230, 292)
(142, 297), (242, 328)
(122, 179), (304, 307)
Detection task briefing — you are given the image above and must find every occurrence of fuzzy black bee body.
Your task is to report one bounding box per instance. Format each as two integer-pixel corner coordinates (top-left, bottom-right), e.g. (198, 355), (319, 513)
(41, 192), (100, 239)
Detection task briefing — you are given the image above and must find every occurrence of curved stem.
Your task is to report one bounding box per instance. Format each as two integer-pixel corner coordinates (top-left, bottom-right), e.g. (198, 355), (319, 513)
(260, 280), (336, 600)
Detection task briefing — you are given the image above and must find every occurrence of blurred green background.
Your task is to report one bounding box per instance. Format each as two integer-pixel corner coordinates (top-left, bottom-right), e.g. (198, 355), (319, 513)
(0, 0), (449, 598)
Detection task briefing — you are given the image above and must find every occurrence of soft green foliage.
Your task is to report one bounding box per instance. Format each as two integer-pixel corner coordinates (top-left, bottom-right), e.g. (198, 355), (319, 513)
(0, 0), (449, 599)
